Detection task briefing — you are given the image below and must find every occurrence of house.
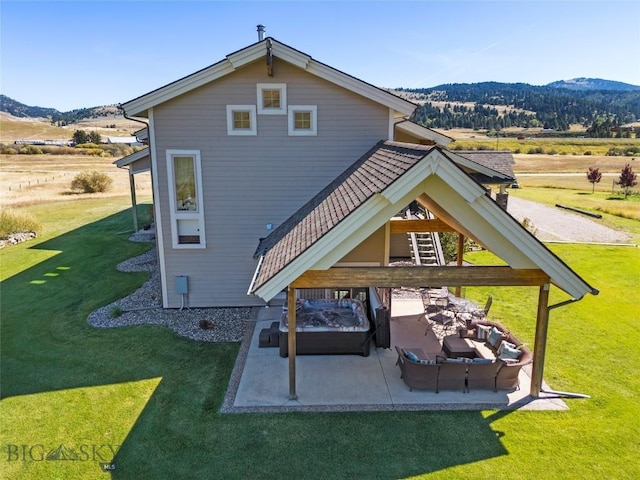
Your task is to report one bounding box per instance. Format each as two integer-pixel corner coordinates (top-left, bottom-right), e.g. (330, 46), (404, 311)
(117, 35), (518, 309)
(117, 33), (597, 398)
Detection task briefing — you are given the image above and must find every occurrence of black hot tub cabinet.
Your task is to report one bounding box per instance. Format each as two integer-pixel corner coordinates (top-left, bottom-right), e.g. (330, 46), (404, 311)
(279, 298), (371, 357)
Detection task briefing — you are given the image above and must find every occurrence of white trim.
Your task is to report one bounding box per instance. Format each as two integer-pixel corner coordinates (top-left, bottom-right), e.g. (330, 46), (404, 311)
(257, 83), (287, 115)
(395, 121), (454, 147)
(113, 147), (149, 168)
(226, 105), (257, 135)
(147, 111), (169, 308)
(121, 39), (415, 118)
(166, 149), (206, 249)
(123, 60), (236, 117)
(287, 105), (317, 136)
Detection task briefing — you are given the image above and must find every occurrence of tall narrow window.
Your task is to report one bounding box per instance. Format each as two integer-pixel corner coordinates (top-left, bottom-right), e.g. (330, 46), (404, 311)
(257, 83), (287, 114)
(167, 150), (206, 248)
(226, 105), (257, 135)
(174, 156), (197, 212)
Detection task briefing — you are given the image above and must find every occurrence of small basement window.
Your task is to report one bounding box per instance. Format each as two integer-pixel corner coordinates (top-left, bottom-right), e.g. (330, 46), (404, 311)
(226, 105), (257, 135)
(288, 105), (317, 136)
(257, 83), (287, 115)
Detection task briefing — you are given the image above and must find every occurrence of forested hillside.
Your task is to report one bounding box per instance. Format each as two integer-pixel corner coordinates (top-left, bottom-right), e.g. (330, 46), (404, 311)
(402, 82), (640, 134)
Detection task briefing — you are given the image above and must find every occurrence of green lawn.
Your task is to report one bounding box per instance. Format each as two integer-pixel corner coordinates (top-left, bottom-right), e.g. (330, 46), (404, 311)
(1, 197), (639, 479)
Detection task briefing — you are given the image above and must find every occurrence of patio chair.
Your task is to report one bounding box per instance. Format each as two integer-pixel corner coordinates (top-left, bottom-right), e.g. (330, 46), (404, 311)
(436, 357), (468, 393)
(395, 346), (439, 392)
(468, 295), (493, 327)
(466, 361), (500, 392)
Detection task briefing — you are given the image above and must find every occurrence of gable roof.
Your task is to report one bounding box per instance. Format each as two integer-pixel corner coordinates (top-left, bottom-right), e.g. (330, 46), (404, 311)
(121, 37), (416, 118)
(248, 141), (597, 302)
(395, 120), (454, 147)
(448, 150), (516, 184)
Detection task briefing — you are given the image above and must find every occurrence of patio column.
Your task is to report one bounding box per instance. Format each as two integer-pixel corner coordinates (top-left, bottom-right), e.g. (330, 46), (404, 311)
(287, 285), (298, 400)
(530, 283), (550, 397)
(454, 233), (464, 297)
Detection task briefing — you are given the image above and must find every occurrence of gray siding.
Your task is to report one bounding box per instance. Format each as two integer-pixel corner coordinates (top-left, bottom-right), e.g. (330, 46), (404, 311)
(152, 58), (390, 307)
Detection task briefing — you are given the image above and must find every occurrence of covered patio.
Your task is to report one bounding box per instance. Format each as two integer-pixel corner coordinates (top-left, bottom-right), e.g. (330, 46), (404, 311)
(245, 141), (598, 406)
(222, 298), (568, 412)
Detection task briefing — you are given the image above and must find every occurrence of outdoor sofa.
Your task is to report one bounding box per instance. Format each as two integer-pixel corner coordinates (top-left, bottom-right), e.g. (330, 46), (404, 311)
(395, 320), (533, 392)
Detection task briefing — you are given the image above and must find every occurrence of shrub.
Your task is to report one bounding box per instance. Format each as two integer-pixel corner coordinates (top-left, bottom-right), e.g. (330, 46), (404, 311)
(18, 145), (43, 155)
(527, 147), (544, 154)
(70, 171), (113, 193)
(0, 210), (42, 238)
(546, 149), (557, 155)
(584, 150), (592, 156)
(521, 217), (538, 236)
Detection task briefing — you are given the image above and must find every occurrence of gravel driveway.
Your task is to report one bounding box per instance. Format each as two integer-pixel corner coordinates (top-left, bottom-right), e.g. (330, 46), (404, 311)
(506, 196), (630, 243)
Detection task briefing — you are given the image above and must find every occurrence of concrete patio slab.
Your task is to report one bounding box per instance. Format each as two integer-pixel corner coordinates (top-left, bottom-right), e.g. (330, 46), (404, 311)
(222, 299), (568, 413)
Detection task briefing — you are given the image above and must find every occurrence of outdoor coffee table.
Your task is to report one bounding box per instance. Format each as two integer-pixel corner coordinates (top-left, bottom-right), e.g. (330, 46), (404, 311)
(442, 335), (476, 358)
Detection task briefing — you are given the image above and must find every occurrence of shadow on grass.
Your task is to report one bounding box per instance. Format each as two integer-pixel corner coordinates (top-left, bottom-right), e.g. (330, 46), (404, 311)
(1, 209), (512, 479)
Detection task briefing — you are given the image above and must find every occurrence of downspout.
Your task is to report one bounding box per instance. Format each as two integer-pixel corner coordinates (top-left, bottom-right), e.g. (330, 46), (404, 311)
(539, 296), (591, 399)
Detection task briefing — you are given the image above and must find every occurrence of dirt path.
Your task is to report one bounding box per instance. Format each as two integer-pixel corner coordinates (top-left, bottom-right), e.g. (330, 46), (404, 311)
(506, 196), (630, 243)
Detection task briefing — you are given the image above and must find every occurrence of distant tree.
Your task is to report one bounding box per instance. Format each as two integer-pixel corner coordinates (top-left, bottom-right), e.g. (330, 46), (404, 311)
(617, 164), (637, 199)
(88, 131), (102, 144)
(72, 129), (88, 145)
(586, 167), (602, 193)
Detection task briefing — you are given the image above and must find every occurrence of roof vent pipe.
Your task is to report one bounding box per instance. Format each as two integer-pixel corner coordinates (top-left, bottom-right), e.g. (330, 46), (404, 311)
(257, 24), (266, 41)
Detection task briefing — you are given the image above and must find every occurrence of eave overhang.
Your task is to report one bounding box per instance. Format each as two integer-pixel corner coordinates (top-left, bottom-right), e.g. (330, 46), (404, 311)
(121, 38), (416, 118)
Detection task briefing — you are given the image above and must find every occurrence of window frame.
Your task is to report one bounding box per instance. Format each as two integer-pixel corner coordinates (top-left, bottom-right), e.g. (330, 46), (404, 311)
(257, 83), (287, 115)
(166, 149), (206, 249)
(226, 105), (257, 135)
(288, 105), (318, 136)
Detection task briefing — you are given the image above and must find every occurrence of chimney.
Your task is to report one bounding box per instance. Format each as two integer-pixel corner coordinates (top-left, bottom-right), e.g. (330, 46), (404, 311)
(257, 24), (266, 41)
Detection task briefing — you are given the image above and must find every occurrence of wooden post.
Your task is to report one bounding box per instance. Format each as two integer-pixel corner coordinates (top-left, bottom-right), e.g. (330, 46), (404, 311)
(129, 171), (139, 232)
(530, 283), (550, 397)
(454, 233), (464, 297)
(287, 285), (298, 400)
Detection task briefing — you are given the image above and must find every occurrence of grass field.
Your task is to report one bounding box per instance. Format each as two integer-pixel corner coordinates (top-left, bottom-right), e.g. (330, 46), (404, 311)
(1, 141), (639, 478)
(1, 197), (639, 479)
(0, 154), (151, 208)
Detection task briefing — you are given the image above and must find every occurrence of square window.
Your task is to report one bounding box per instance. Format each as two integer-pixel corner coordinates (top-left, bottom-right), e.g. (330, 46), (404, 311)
(257, 83), (286, 114)
(288, 105), (317, 136)
(226, 105), (257, 135)
(233, 110), (251, 130)
(294, 111), (311, 130)
(262, 89), (281, 109)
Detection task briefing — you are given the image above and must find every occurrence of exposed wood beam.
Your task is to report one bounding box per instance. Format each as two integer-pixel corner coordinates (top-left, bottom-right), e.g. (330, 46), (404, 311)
(454, 233), (464, 297)
(389, 218), (454, 234)
(291, 266), (550, 289)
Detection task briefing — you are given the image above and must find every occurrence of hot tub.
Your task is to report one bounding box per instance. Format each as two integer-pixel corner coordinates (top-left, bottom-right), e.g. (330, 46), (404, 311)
(279, 298), (371, 357)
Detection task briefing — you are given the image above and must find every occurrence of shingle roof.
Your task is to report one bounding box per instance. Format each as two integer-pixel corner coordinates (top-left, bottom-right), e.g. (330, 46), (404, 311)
(454, 150), (516, 183)
(250, 141), (436, 292)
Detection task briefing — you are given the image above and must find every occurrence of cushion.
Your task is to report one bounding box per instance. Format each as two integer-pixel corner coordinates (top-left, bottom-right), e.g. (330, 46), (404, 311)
(473, 357), (494, 364)
(477, 324), (491, 340)
(404, 350), (420, 362)
(497, 340), (516, 356)
(498, 344), (522, 361)
(487, 327), (504, 347)
(445, 357), (466, 363)
(418, 358), (436, 365)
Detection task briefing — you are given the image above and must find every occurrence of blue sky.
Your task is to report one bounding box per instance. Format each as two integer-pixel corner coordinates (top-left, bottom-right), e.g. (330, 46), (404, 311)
(2, 0), (639, 111)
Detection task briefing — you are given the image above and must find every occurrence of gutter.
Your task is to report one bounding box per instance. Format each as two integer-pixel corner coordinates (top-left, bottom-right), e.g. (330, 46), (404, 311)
(539, 296), (592, 399)
(247, 255), (265, 297)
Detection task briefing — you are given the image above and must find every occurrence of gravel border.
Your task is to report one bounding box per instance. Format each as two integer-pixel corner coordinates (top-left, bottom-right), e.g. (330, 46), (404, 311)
(87, 235), (256, 343)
